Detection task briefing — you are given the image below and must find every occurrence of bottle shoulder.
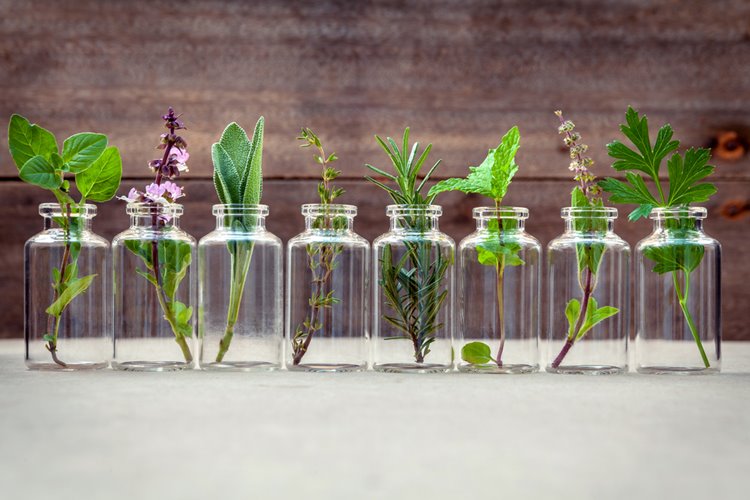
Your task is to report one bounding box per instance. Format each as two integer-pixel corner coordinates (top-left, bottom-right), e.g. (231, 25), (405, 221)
(112, 226), (196, 246)
(199, 228), (283, 247)
(459, 229), (540, 250)
(26, 229), (109, 248)
(373, 229), (455, 247)
(636, 229), (720, 250)
(288, 230), (370, 248)
(547, 232), (630, 252)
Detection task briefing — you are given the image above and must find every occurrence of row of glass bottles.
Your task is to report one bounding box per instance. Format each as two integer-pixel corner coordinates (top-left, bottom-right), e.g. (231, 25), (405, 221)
(25, 202), (720, 373)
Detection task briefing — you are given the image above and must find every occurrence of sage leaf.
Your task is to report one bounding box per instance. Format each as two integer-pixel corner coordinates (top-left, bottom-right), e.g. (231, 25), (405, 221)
(211, 143), (240, 204)
(242, 117), (264, 206)
(76, 146), (123, 202)
(62, 133), (107, 173)
(45, 274), (97, 317)
(19, 155), (63, 190)
(461, 341), (494, 364)
(8, 114), (58, 169)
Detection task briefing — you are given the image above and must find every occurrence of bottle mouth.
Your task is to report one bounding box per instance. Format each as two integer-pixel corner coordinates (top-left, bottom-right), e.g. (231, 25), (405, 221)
(560, 207), (617, 219)
(649, 206), (707, 220)
(386, 204), (442, 217)
(301, 203), (357, 218)
(39, 203), (97, 219)
(212, 204), (269, 217)
(473, 206), (528, 220)
(126, 202), (184, 217)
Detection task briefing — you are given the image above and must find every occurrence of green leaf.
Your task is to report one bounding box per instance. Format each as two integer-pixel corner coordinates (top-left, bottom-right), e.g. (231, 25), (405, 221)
(428, 126), (520, 203)
(211, 143), (240, 204)
(61, 133), (107, 173)
(171, 300), (194, 338)
(76, 146), (123, 202)
(8, 114), (58, 169)
(42, 333), (55, 342)
(628, 204), (654, 221)
(565, 298), (581, 339)
(643, 243), (705, 275)
(19, 155), (63, 189)
(159, 239), (192, 299)
(476, 239), (524, 267)
(242, 117), (264, 206)
(135, 268), (158, 286)
(666, 148), (717, 206)
(218, 123), (250, 181)
(461, 341), (494, 364)
(45, 274), (97, 317)
(576, 298), (619, 340)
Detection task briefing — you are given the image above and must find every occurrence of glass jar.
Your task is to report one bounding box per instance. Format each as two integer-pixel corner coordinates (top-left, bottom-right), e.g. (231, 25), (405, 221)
(25, 203), (110, 370)
(198, 204), (282, 370)
(635, 207), (721, 374)
(112, 203), (196, 371)
(372, 205), (455, 373)
(545, 207), (630, 374)
(286, 204), (369, 371)
(457, 207), (540, 373)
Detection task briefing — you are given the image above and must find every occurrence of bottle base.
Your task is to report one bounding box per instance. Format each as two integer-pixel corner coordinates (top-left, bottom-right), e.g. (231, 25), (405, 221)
(111, 360), (194, 371)
(546, 364), (626, 375)
(373, 362), (451, 374)
(287, 362), (366, 373)
(201, 361), (279, 372)
(26, 361), (109, 371)
(459, 363), (538, 374)
(636, 365), (720, 375)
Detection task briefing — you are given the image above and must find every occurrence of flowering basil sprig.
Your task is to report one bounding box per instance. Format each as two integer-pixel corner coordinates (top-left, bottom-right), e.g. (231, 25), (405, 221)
(121, 107), (194, 362)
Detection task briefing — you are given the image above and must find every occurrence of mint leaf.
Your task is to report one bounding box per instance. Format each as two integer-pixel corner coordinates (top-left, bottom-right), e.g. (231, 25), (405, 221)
(429, 126), (520, 203)
(666, 148), (717, 206)
(76, 146), (122, 202)
(461, 341), (494, 364)
(476, 239), (524, 267)
(8, 114), (58, 169)
(643, 244), (704, 274)
(61, 133), (107, 173)
(45, 274), (97, 317)
(19, 155), (63, 189)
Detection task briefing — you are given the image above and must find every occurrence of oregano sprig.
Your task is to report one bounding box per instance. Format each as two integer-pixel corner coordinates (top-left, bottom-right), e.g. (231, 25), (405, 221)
(210, 118), (265, 362)
(8, 114), (123, 366)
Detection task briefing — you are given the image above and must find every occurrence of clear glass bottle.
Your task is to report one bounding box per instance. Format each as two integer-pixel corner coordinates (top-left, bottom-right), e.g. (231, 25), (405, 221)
(546, 207), (630, 374)
(112, 203), (196, 371)
(457, 207), (541, 373)
(372, 205), (455, 373)
(198, 204), (282, 370)
(25, 203), (110, 370)
(286, 204), (369, 371)
(635, 207), (720, 374)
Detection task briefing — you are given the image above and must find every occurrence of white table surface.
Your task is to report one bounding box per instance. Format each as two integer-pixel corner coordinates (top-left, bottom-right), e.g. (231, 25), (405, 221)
(1, 340), (749, 500)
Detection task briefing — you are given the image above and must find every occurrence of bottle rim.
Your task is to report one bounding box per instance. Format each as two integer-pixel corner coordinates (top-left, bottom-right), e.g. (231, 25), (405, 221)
(301, 203), (357, 217)
(649, 206), (707, 220)
(473, 206), (528, 220)
(212, 203), (269, 217)
(386, 204), (442, 217)
(39, 203), (97, 218)
(560, 206), (618, 219)
(126, 202), (184, 217)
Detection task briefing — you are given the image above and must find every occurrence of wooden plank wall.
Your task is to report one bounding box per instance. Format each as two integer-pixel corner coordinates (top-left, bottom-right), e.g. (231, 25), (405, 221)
(0, 0), (748, 339)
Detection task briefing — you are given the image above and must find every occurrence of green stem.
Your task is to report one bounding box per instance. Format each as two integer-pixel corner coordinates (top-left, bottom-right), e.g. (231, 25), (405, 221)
(216, 243), (254, 362)
(152, 279), (193, 362)
(672, 271), (709, 368)
(494, 257), (505, 366)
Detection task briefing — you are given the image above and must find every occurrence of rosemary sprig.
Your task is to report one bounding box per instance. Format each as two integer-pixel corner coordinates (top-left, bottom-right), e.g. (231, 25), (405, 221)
(365, 128), (451, 364)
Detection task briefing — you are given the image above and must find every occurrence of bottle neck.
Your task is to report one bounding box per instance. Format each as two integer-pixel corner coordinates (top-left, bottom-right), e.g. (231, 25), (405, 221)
(130, 214), (181, 229)
(40, 203), (95, 233)
(564, 217), (614, 234)
(390, 214), (439, 232)
(653, 217), (703, 233)
(213, 204), (268, 231)
(476, 217), (524, 232)
(305, 214), (354, 232)
(43, 215), (93, 232)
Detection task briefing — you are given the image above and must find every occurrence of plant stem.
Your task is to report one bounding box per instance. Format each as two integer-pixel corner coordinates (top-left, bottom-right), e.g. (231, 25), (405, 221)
(45, 203), (74, 367)
(216, 243), (253, 362)
(494, 258), (505, 367)
(672, 270), (710, 368)
(551, 267), (594, 368)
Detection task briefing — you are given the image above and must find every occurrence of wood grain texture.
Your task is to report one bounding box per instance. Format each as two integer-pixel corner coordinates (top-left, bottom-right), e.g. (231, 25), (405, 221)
(0, 0), (749, 179)
(0, 0), (748, 339)
(0, 179), (747, 339)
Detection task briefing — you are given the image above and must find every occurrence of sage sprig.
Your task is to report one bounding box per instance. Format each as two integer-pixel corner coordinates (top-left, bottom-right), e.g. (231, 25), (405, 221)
(291, 128), (344, 366)
(210, 118), (265, 362)
(8, 114), (122, 366)
(599, 107), (717, 367)
(366, 128), (450, 364)
(429, 126), (522, 367)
